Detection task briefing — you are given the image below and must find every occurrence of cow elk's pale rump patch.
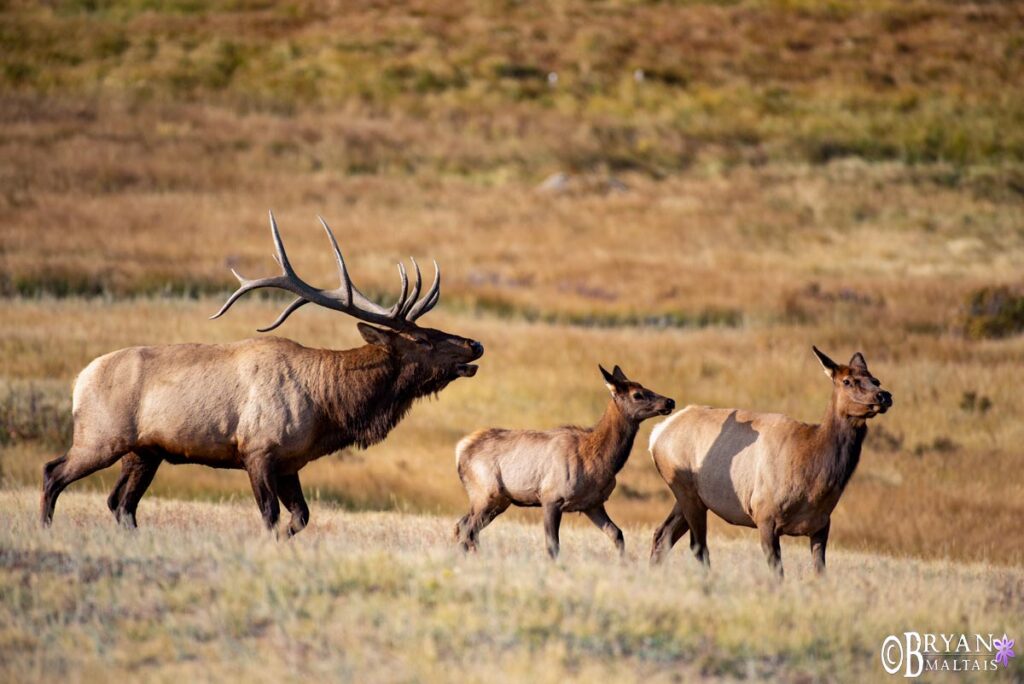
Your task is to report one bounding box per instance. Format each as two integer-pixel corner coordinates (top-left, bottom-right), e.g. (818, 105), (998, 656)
(454, 365), (675, 559)
(41, 212), (484, 534)
(648, 347), (893, 578)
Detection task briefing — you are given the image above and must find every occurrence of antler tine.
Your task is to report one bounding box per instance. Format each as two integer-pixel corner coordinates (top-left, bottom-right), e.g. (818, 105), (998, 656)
(268, 210), (297, 278)
(390, 261), (409, 316)
(318, 215), (352, 306)
(400, 257), (423, 318)
(212, 213), (439, 331)
(405, 259), (440, 321)
(257, 297), (310, 333)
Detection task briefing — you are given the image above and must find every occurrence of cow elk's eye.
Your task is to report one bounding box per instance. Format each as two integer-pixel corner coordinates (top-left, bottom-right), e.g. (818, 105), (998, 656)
(842, 378), (851, 387)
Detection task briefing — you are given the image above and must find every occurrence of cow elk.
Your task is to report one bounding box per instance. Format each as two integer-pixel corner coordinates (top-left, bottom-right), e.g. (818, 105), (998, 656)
(41, 212), (484, 534)
(454, 365), (675, 559)
(648, 347), (892, 578)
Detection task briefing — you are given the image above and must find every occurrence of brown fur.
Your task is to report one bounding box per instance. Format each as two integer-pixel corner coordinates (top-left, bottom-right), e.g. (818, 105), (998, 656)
(454, 365), (674, 559)
(42, 323), (483, 533)
(648, 347), (892, 578)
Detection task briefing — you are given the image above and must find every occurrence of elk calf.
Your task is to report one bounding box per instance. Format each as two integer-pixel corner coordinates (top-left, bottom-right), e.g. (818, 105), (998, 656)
(454, 365), (674, 559)
(648, 347), (892, 578)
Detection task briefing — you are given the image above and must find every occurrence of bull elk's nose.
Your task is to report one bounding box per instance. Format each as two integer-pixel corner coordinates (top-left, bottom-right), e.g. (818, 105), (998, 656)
(665, 399), (676, 411)
(469, 340), (484, 357)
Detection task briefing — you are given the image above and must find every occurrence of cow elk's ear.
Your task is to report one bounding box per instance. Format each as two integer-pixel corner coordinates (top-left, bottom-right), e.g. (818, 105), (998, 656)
(357, 323), (393, 347)
(599, 365), (620, 394)
(612, 365), (629, 383)
(812, 345), (839, 379)
(849, 352), (868, 371)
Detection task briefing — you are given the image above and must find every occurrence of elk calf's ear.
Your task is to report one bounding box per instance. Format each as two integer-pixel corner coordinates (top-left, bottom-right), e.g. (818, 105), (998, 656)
(599, 364), (621, 394)
(357, 323), (393, 346)
(812, 345), (839, 378)
(849, 352), (868, 371)
(612, 365), (629, 383)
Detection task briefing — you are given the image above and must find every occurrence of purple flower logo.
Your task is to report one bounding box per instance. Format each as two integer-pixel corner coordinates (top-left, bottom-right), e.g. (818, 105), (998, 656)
(994, 634), (1015, 668)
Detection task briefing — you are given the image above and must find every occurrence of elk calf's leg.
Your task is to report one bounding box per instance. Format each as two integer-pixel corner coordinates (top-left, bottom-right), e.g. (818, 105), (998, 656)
(543, 503), (563, 560)
(650, 504), (690, 566)
(759, 524), (784, 579)
(277, 473), (310, 537)
(810, 521), (830, 575)
(585, 505), (625, 557)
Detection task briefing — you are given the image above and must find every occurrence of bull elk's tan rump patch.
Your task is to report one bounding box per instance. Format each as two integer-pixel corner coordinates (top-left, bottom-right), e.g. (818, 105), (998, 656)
(41, 213), (484, 534)
(648, 347), (893, 578)
(454, 365), (675, 559)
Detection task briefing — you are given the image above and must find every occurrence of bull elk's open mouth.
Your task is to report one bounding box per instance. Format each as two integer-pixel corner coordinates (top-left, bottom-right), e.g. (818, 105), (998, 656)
(457, 364), (479, 377)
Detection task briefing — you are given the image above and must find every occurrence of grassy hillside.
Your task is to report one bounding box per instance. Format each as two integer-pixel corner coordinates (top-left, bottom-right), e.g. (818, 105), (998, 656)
(1, 0), (1022, 572)
(2, 489), (1022, 682)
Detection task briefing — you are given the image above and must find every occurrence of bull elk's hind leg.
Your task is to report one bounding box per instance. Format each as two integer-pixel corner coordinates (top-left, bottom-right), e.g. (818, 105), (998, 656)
(41, 444), (128, 526)
(584, 504), (625, 558)
(110, 451), (162, 528)
(649, 502), (690, 566)
(277, 473), (310, 537)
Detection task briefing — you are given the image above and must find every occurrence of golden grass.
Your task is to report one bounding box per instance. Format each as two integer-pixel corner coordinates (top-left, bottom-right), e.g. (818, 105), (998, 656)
(1, 489), (1021, 683)
(2, 297), (1022, 565)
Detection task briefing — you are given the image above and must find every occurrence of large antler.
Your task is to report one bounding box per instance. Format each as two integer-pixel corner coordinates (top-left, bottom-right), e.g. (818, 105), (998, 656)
(210, 211), (441, 332)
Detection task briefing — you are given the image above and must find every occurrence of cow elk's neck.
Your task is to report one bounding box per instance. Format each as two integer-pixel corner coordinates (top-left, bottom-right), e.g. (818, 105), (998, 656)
(584, 400), (639, 474)
(813, 391), (868, 491)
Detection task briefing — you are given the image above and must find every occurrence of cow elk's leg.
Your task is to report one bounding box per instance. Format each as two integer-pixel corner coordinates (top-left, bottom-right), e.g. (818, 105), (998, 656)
(687, 504), (711, 569)
(585, 504), (625, 557)
(543, 503), (563, 560)
(759, 523), (784, 579)
(649, 502), (690, 566)
(810, 520), (830, 576)
(112, 452), (161, 528)
(245, 458), (281, 534)
(277, 473), (310, 537)
(41, 445), (126, 526)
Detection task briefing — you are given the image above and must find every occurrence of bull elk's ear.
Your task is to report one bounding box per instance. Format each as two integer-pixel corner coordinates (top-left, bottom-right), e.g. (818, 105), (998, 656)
(849, 352), (868, 371)
(612, 365), (629, 383)
(599, 364), (620, 393)
(357, 323), (393, 347)
(812, 345), (839, 379)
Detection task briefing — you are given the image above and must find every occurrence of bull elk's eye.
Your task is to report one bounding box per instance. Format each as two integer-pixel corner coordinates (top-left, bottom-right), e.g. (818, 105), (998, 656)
(632, 392), (643, 400)
(414, 338), (433, 348)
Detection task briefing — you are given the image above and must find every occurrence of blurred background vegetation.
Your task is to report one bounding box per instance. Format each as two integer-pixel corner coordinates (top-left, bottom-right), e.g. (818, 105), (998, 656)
(1, 0), (1022, 564)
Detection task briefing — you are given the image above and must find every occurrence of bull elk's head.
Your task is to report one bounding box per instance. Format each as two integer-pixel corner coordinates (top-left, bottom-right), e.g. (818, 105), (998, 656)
(813, 346), (892, 419)
(212, 212), (484, 391)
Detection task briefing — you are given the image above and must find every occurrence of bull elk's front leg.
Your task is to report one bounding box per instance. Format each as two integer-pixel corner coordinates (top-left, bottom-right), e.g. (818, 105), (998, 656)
(245, 454), (281, 533)
(277, 473), (310, 537)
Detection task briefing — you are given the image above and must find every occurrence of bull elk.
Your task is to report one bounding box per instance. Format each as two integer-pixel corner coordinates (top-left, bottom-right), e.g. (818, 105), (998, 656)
(648, 347), (892, 577)
(454, 365), (674, 559)
(41, 212), (483, 534)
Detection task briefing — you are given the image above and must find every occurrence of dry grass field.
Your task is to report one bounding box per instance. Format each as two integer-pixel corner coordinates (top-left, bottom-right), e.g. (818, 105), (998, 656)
(2, 489), (1022, 683)
(2, 0), (1023, 680)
